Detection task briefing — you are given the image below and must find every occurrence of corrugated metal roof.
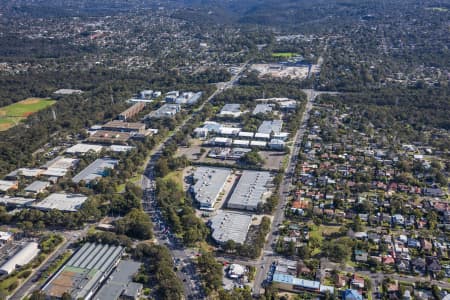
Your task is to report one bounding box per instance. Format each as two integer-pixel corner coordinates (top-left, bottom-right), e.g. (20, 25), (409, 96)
(272, 272), (320, 290)
(72, 158), (118, 184)
(227, 170), (272, 211)
(0, 242), (40, 275)
(192, 167), (231, 208)
(93, 260), (141, 300)
(210, 210), (252, 244)
(258, 120), (283, 134)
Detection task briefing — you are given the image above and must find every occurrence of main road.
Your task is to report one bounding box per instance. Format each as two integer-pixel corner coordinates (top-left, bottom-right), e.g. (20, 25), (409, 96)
(139, 62), (249, 299)
(252, 89), (318, 295)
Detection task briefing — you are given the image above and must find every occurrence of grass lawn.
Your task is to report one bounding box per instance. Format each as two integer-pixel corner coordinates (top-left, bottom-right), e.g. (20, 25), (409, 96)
(40, 251), (72, 283)
(0, 275), (19, 291)
(163, 170), (184, 189)
(116, 173), (142, 192)
(308, 222), (342, 237)
(0, 98), (56, 131)
(272, 52), (298, 58)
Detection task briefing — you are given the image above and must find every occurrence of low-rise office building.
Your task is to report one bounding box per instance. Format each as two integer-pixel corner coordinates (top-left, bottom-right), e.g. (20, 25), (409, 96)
(118, 102), (145, 121)
(250, 140), (267, 148)
(208, 137), (232, 147)
(145, 104), (181, 119)
(269, 139), (286, 150)
(166, 91), (202, 105)
(258, 120), (283, 135)
(102, 120), (146, 134)
(272, 273), (334, 295)
(65, 144), (104, 155)
(0, 231), (13, 245)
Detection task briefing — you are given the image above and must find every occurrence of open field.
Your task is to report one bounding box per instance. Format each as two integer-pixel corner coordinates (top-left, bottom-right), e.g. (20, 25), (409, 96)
(0, 98), (56, 131)
(272, 52), (298, 58)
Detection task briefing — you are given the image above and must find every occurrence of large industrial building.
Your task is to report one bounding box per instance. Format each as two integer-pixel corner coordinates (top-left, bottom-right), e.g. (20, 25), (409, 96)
(190, 167), (231, 210)
(0, 242), (40, 275)
(209, 210), (252, 245)
(227, 170), (273, 211)
(42, 243), (125, 300)
(93, 260), (142, 300)
(31, 193), (88, 212)
(72, 158), (119, 184)
(165, 91), (202, 105)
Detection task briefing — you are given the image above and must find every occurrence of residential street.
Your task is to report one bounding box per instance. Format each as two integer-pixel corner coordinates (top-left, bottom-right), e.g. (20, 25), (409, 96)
(253, 89), (318, 295)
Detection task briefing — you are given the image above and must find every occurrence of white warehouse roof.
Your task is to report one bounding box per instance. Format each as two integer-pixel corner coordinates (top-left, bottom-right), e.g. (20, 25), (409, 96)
(219, 127), (241, 136)
(31, 193), (88, 212)
(233, 140), (250, 147)
(227, 170), (272, 211)
(238, 131), (254, 138)
(0, 242), (40, 275)
(191, 167), (231, 210)
(209, 210), (252, 244)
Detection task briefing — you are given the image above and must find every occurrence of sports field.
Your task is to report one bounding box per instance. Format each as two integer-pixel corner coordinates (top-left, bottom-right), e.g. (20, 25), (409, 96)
(0, 98), (56, 131)
(272, 52), (298, 58)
